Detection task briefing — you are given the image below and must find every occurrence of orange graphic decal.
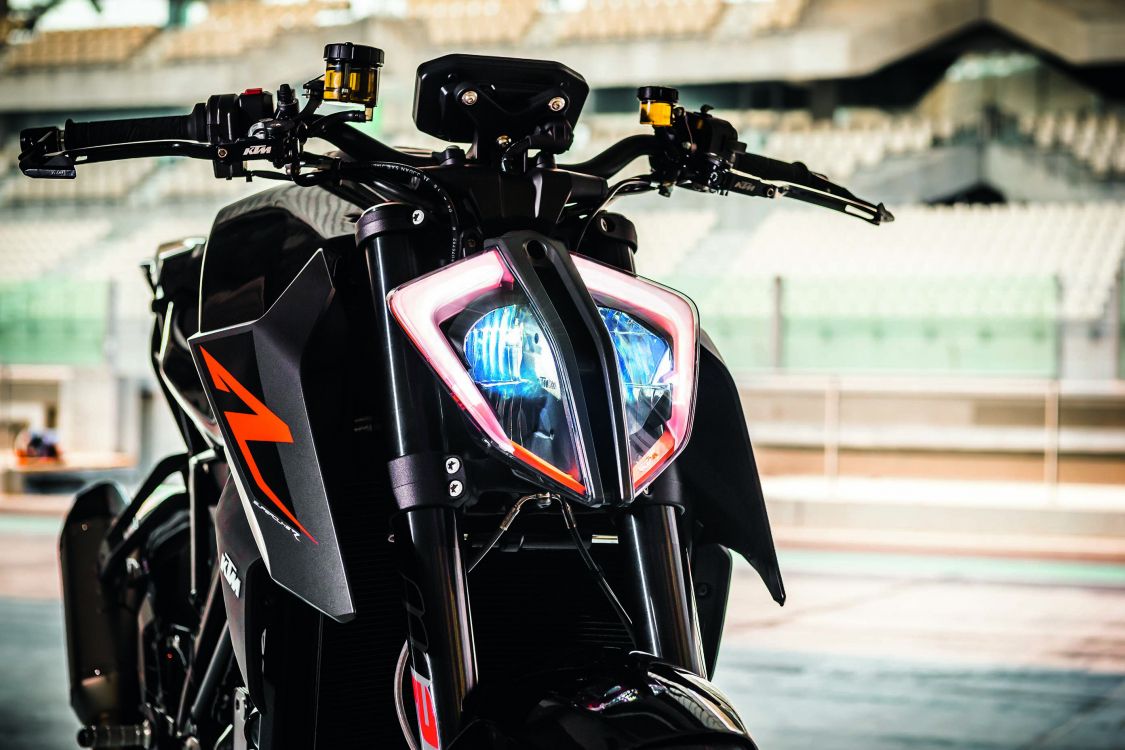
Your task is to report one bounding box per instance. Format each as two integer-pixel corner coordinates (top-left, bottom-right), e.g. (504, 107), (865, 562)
(200, 346), (318, 544)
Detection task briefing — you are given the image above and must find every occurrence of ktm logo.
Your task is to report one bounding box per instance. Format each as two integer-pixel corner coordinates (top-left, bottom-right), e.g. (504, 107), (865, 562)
(243, 144), (272, 156)
(199, 346), (318, 544)
(219, 553), (242, 598)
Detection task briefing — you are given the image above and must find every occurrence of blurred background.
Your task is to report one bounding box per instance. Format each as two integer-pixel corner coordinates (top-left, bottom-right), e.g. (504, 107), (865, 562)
(1, 0), (1124, 748)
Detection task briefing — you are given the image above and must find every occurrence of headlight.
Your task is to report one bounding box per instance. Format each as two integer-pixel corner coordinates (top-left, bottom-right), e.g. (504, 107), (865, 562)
(387, 246), (698, 500)
(460, 303), (582, 493)
(388, 250), (589, 495)
(574, 255), (698, 491)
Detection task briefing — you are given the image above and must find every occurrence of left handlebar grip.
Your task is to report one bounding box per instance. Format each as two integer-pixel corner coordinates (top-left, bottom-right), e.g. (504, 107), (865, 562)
(64, 103), (207, 149)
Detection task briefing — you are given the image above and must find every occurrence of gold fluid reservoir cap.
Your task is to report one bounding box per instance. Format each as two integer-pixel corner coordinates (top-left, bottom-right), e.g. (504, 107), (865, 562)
(637, 85), (679, 127)
(323, 42), (384, 109)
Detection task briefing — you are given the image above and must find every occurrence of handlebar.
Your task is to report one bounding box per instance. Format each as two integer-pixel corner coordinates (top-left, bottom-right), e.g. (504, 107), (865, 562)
(17, 77), (892, 225)
(64, 105), (207, 150)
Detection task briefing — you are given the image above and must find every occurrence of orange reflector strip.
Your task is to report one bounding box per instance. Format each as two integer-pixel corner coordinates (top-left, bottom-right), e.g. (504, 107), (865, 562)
(632, 431), (675, 488)
(512, 443), (586, 495)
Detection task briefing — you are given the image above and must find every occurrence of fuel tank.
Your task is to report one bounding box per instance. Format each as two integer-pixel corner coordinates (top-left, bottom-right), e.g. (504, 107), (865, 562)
(198, 184), (356, 330)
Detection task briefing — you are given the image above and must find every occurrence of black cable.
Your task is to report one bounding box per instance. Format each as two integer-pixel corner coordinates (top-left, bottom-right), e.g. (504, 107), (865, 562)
(295, 161), (462, 262)
(573, 175), (653, 253)
(559, 500), (636, 644)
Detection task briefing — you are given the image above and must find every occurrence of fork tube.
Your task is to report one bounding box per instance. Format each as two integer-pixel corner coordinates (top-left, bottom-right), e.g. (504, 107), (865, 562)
(618, 466), (706, 676)
(360, 204), (476, 748)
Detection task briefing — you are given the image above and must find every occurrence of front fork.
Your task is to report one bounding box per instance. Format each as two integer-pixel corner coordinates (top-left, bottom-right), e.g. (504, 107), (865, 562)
(361, 205), (477, 749)
(618, 467), (708, 677)
(360, 205), (707, 747)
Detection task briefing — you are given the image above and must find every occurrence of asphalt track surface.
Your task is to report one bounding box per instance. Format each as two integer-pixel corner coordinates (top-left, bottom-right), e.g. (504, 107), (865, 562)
(1, 514), (1123, 749)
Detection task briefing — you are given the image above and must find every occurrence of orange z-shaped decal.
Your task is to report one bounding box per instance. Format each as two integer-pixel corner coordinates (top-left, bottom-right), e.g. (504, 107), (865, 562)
(200, 346), (318, 544)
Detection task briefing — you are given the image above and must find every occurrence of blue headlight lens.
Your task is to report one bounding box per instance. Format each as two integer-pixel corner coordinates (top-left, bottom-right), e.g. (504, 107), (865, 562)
(598, 308), (674, 453)
(462, 303), (579, 488)
(461, 304), (675, 493)
(463, 304), (561, 398)
(463, 303), (672, 442)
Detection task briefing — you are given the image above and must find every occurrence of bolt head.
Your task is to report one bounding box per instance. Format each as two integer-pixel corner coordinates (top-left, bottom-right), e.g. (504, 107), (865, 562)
(412, 209), (425, 225)
(548, 96), (566, 112)
(444, 456), (461, 474)
(496, 134), (512, 148)
(460, 90), (479, 106)
(448, 480), (464, 498)
(217, 147), (228, 159)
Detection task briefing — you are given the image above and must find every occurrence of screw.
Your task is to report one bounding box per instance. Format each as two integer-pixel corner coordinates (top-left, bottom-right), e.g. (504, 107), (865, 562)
(412, 209), (425, 226)
(460, 90), (479, 106)
(445, 456), (461, 474)
(496, 134), (511, 148)
(548, 96), (566, 112)
(448, 480), (464, 498)
(598, 216), (609, 232)
(80, 523), (88, 532)
(217, 147), (228, 159)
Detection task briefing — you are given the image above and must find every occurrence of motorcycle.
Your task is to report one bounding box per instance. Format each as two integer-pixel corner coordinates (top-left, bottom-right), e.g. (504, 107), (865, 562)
(19, 44), (892, 750)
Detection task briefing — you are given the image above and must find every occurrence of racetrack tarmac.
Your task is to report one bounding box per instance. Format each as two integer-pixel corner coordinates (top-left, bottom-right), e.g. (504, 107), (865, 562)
(1, 514), (1123, 749)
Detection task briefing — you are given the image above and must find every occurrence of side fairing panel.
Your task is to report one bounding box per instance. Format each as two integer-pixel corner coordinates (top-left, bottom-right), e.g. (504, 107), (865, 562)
(677, 332), (785, 605)
(190, 250), (355, 621)
(213, 478), (266, 706)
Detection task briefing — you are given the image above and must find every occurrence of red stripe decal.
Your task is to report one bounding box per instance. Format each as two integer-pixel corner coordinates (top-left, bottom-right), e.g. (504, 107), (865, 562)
(200, 346), (318, 544)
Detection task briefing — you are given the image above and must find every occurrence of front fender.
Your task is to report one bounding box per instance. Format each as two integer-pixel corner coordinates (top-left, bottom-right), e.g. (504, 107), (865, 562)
(454, 652), (756, 749)
(678, 332), (785, 605)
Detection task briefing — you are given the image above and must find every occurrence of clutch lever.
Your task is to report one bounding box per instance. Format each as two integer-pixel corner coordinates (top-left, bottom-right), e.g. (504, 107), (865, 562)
(721, 151), (894, 226)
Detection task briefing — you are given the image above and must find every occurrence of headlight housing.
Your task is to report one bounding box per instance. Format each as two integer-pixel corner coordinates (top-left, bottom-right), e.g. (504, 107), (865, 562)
(387, 245), (698, 501)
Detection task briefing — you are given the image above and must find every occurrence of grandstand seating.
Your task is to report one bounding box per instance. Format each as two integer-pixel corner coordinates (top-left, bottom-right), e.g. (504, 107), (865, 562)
(630, 208), (719, 278)
(0, 0), (812, 65)
(0, 140), (19, 176)
(408, 0), (539, 47)
(1020, 110), (1125, 179)
(2, 26), (158, 69)
(163, 1), (345, 62)
(573, 110), (946, 178)
(757, 114), (936, 179)
(714, 0), (808, 38)
(0, 218), (113, 281)
(645, 203), (1125, 375)
(556, 0), (724, 43)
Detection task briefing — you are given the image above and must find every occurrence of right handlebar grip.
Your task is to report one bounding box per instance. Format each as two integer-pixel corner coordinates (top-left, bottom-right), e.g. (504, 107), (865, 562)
(64, 103), (207, 149)
(732, 152), (813, 184)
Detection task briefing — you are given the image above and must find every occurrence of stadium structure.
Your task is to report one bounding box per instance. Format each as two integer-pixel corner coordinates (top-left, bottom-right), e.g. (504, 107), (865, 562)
(0, 0), (1124, 556)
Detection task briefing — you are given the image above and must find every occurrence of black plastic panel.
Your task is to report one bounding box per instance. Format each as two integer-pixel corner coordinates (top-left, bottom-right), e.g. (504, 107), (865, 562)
(191, 251), (355, 621)
(678, 333), (785, 605)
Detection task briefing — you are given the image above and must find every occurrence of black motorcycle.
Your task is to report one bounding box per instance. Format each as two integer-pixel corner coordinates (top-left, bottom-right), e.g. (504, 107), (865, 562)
(19, 44), (892, 750)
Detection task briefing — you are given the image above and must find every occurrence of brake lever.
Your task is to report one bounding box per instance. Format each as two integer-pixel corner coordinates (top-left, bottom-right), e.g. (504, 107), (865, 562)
(718, 155), (894, 225)
(18, 135), (294, 181)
